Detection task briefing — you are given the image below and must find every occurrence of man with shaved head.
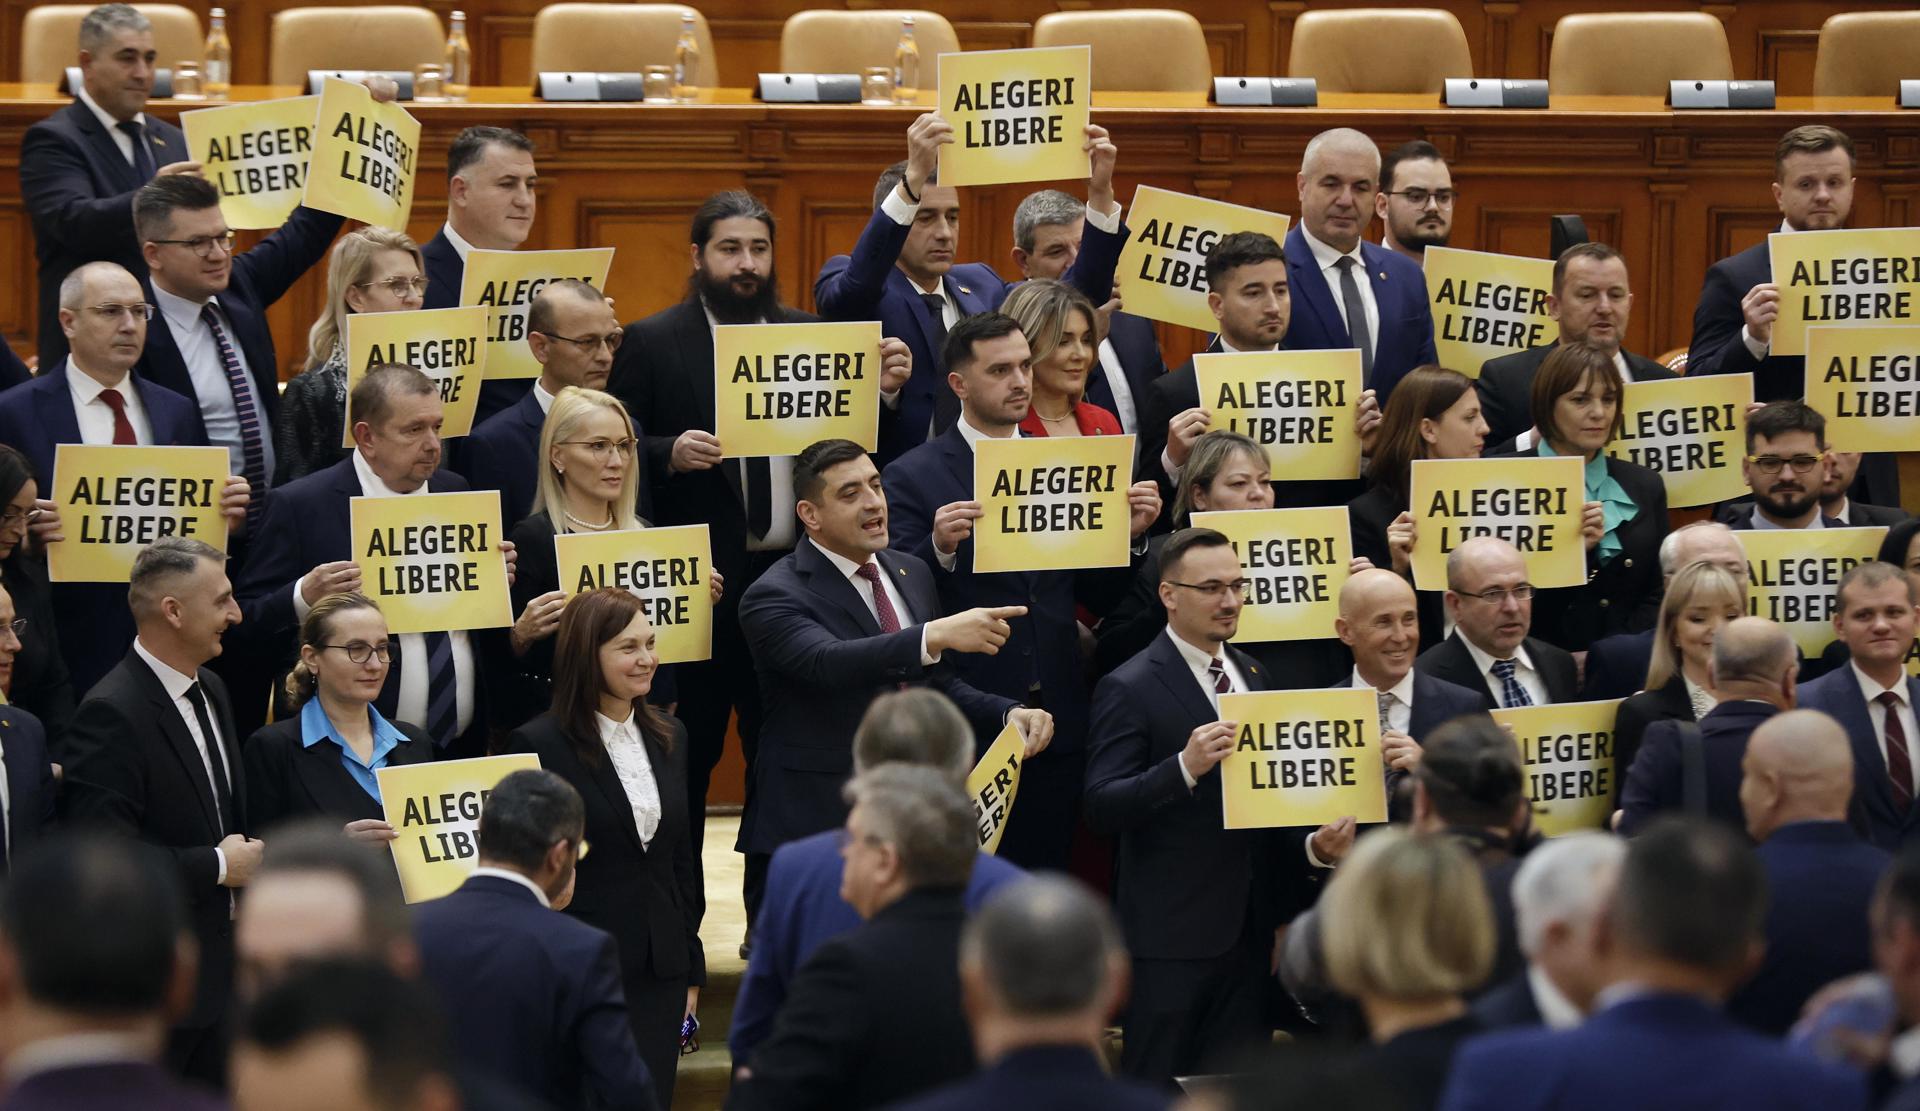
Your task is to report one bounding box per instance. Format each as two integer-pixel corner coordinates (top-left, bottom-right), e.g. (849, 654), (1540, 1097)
(1584, 522), (1750, 700)
(1421, 536), (1580, 708)
(1726, 710), (1889, 1033)
(1284, 128), (1436, 400)
(1620, 617), (1798, 835)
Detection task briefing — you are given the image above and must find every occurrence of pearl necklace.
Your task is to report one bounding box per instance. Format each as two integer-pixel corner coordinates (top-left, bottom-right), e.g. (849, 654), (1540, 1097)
(565, 509), (615, 531)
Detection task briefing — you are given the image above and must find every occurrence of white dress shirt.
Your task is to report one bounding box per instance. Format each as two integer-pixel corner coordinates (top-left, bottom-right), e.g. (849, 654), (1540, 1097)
(151, 283), (277, 480)
(702, 302), (797, 549)
(66, 363), (154, 445)
(1855, 662), (1920, 782)
(1096, 337), (1141, 435)
(1459, 635), (1550, 708)
(0, 732), (11, 860)
(1164, 626), (1248, 789)
(806, 538), (937, 664)
(596, 710), (662, 847)
(6, 1033), (154, 1085)
(1355, 666), (1416, 734)
(1749, 503), (1825, 530)
(440, 220), (477, 263)
(133, 636), (230, 883)
(469, 866), (552, 908)
(73, 83), (143, 164)
(1299, 224), (1381, 363)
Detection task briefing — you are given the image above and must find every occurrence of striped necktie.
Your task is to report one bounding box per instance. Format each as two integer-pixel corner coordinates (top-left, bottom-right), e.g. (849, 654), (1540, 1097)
(200, 304), (267, 524)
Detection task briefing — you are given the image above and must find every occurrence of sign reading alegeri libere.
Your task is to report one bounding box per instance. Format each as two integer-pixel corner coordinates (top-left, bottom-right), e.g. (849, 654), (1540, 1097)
(1769, 226), (1920, 357)
(712, 321), (883, 456)
(1191, 349), (1363, 481)
(971, 434), (1134, 574)
(1804, 325), (1920, 453)
(378, 754), (542, 902)
(1190, 507), (1351, 644)
(343, 306), (488, 446)
(936, 46), (1091, 187)
(1423, 247), (1556, 377)
(459, 247), (616, 381)
(1115, 186), (1291, 332)
(1742, 526), (1886, 659)
(553, 525), (714, 664)
(1408, 457), (1586, 591)
(1218, 688), (1388, 829)
(1606, 373), (1750, 508)
(350, 492), (513, 635)
(1494, 699), (1623, 837)
(48, 445), (230, 583)
(302, 77), (418, 230)
(966, 722), (1024, 854)
(182, 95), (317, 229)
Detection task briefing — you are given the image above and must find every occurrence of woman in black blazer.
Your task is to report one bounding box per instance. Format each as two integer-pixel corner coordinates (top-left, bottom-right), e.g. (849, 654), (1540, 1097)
(243, 593), (435, 839)
(1503, 342), (1669, 652)
(0, 446), (75, 739)
(1613, 560), (1746, 784)
(504, 587), (703, 1109)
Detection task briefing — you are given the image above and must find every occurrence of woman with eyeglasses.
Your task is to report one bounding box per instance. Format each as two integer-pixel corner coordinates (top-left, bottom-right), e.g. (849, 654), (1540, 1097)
(274, 228), (427, 484)
(0, 446), (74, 739)
(242, 592), (434, 840)
(503, 587), (702, 1108)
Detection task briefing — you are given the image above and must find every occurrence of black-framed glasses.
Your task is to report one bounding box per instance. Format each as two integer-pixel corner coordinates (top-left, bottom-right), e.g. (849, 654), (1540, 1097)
(1166, 579), (1252, 601)
(1456, 584), (1535, 605)
(323, 642), (392, 664)
(1386, 188), (1457, 207)
(535, 330), (623, 354)
(0, 505), (38, 528)
(353, 275), (429, 297)
(1746, 453), (1824, 475)
(0, 618), (25, 640)
(558, 438), (636, 459)
(150, 231), (237, 259)
(86, 303), (155, 321)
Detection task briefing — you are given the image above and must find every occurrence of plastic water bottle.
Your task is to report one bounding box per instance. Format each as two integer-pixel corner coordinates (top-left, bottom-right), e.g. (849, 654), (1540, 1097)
(673, 11), (700, 103)
(445, 10), (472, 102)
(204, 8), (231, 100)
(893, 15), (920, 104)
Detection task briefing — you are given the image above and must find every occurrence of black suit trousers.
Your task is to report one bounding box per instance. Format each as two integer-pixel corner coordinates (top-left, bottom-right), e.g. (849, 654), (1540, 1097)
(1122, 920), (1269, 1088)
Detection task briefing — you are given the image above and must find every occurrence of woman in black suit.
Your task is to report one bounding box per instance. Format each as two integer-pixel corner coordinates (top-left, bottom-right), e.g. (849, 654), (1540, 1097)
(1613, 560), (1745, 783)
(243, 593), (435, 840)
(0, 446), (74, 739)
(504, 586), (703, 1109)
(1504, 342), (1669, 651)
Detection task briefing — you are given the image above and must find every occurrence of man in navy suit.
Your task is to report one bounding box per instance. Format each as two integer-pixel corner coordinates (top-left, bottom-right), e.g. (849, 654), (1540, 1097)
(422, 126), (541, 425)
(1477, 832), (1626, 1031)
(814, 113), (1128, 463)
(883, 313), (1161, 870)
(0, 335), (28, 390)
(0, 585), (55, 868)
(1798, 562), (1920, 851)
(415, 769), (658, 1111)
(1441, 819), (1867, 1111)
(1085, 527), (1280, 1085)
(20, 4), (192, 366)
(235, 365), (514, 760)
(736, 438), (1044, 887)
(1419, 537), (1580, 708)
(1283, 128), (1436, 403)
(1584, 522), (1748, 701)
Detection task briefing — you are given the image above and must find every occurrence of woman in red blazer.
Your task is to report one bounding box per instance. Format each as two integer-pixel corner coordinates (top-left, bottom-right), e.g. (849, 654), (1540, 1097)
(1004, 280), (1124, 439)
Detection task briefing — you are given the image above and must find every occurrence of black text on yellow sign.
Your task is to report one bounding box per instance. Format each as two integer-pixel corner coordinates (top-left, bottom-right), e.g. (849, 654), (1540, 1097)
(1190, 507), (1352, 643)
(554, 525), (715, 664)
(1218, 689), (1388, 829)
(49, 445), (231, 583)
(350, 492), (513, 635)
(377, 754), (541, 903)
(1605, 374), (1751, 508)
(1740, 526), (1887, 659)
(1493, 699), (1622, 835)
(712, 322), (883, 456)
(971, 435), (1135, 573)
(1191, 350), (1362, 481)
(1408, 456), (1587, 591)
(1768, 228), (1920, 356)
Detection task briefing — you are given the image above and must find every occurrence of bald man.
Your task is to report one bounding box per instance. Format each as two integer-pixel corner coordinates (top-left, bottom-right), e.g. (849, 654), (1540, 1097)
(1421, 537), (1580, 708)
(1619, 617), (1797, 836)
(1727, 710), (1890, 1034)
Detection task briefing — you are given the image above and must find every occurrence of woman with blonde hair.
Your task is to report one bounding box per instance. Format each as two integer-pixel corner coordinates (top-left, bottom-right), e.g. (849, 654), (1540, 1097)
(1612, 560), (1747, 777)
(274, 227), (426, 483)
(1001, 279), (1123, 439)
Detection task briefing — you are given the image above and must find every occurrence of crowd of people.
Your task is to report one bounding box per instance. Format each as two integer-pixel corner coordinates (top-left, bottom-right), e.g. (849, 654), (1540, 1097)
(1, 4), (1918, 1110)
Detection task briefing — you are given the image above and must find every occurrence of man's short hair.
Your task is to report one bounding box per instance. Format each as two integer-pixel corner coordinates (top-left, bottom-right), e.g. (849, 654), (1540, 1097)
(792, 438), (869, 505)
(525, 278), (605, 337)
(134, 174), (223, 243)
(842, 765), (976, 889)
(1836, 559), (1920, 610)
(852, 689), (975, 783)
(79, 3), (149, 54)
(239, 959), (452, 1105)
(1204, 231), (1286, 291)
(477, 770), (585, 874)
(3, 835), (185, 1016)
(1301, 127), (1381, 180)
(1775, 125), (1855, 180)
(348, 363), (437, 431)
(942, 311), (1023, 378)
(691, 190), (774, 248)
(1511, 832), (1626, 957)
(1744, 399), (1826, 453)
(1380, 140), (1444, 194)
(447, 125), (534, 181)
(873, 160), (937, 210)
(127, 536), (223, 621)
(58, 261), (133, 311)
(1552, 242), (1626, 294)
(1416, 717), (1525, 828)
(1658, 520), (1738, 575)
(1710, 619), (1796, 686)
(1611, 817), (1767, 972)
(961, 876), (1122, 1016)
(256, 821), (411, 953)
(1158, 527), (1232, 583)
(1013, 189), (1082, 253)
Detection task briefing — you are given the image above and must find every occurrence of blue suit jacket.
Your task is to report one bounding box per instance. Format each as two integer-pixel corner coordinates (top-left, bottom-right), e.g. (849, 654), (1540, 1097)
(1688, 240), (1801, 402)
(1618, 699), (1780, 836)
(421, 227), (533, 426)
(735, 539), (1017, 854)
(0, 705), (54, 862)
(1582, 628), (1658, 701)
(727, 829), (1025, 1060)
(1798, 667), (1920, 851)
(813, 205), (1127, 463)
(21, 100), (189, 365)
(888, 1046), (1172, 1111)
(461, 388), (654, 529)
(414, 873), (658, 1111)
(0, 1061), (225, 1111)
(1439, 992), (1866, 1111)
(1282, 224), (1436, 402)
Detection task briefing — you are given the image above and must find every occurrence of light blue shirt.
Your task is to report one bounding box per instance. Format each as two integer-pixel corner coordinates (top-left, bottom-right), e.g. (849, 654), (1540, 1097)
(299, 697), (410, 803)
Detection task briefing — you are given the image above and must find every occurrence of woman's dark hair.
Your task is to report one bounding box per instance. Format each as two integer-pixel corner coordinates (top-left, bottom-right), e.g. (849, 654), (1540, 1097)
(1880, 518), (1920, 571)
(549, 587), (671, 763)
(1529, 340), (1624, 450)
(0, 444), (34, 508)
(1368, 365), (1476, 500)
(1416, 717), (1525, 829)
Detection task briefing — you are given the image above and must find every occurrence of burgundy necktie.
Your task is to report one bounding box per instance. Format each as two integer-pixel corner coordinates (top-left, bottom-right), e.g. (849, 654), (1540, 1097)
(855, 562), (901, 633)
(1880, 691), (1914, 808)
(97, 387), (137, 445)
(1207, 657), (1230, 695)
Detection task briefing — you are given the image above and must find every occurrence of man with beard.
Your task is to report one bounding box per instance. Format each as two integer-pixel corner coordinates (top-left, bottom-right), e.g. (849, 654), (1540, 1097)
(1375, 140), (1454, 264)
(606, 192), (911, 939)
(1717, 401), (1897, 530)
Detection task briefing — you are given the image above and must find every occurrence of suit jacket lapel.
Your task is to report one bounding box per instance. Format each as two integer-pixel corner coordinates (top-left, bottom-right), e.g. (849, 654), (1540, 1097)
(580, 738), (646, 853)
(35, 374), (82, 470)
(70, 102), (140, 192)
(1830, 676), (1900, 817)
(673, 303), (746, 507)
(293, 740), (367, 813)
(134, 284), (195, 401)
(1148, 633), (1221, 730)
(796, 540), (882, 636)
(1, 724), (33, 842)
(880, 550), (937, 627)
(1285, 229), (1348, 344)
(127, 656), (222, 834)
(887, 268), (943, 367)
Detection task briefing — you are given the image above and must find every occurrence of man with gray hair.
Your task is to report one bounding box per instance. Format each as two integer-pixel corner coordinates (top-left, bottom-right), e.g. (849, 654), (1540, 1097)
(1475, 832), (1627, 1030)
(63, 536), (260, 1085)
(1283, 127), (1436, 398)
(731, 764), (979, 1109)
(729, 688), (1025, 1067)
(1584, 521), (1749, 700)
(1620, 616), (1798, 834)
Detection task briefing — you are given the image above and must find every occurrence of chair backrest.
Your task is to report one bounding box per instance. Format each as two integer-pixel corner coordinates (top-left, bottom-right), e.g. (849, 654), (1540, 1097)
(21, 4), (203, 86)
(779, 10), (959, 75)
(1547, 12), (1732, 97)
(1813, 12), (1920, 98)
(1030, 9), (1212, 93)
(268, 6), (446, 89)
(529, 4), (719, 88)
(1288, 9), (1472, 94)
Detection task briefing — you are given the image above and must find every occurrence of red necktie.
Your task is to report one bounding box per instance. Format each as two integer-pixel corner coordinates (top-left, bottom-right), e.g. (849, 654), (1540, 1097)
(98, 387), (137, 445)
(855, 562), (902, 633)
(1880, 691), (1914, 808)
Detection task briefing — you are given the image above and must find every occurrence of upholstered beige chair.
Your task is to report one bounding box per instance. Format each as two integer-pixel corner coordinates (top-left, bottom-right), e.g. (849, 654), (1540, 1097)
(1031, 9), (1212, 93)
(21, 4), (202, 85)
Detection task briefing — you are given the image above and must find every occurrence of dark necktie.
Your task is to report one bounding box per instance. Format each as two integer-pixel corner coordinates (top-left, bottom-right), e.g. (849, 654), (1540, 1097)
(1492, 659), (1533, 708)
(922, 293), (962, 435)
(1207, 656), (1231, 695)
(117, 119), (156, 182)
(742, 457), (773, 540)
(854, 562), (902, 633)
(1334, 256), (1374, 384)
(184, 681), (233, 833)
(422, 631), (459, 749)
(97, 387), (138, 445)
(1377, 690), (1395, 734)
(1880, 691), (1914, 808)
(200, 305), (268, 523)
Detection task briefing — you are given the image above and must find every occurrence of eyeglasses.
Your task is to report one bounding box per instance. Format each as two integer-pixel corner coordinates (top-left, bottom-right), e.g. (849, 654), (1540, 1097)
(535, 330), (623, 354)
(1166, 579), (1252, 601)
(353, 275), (430, 297)
(0, 618), (25, 640)
(86, 303), (155, 321)
(0, 505), (39, 528)
(150, 231), (237, 259)
(1746, 454), (1825, 475)
(1456, 584), (1535, 605)
(558, 438), (636, 459)
(1386, 188), (1457, 208)
(323, 642), (392, 664)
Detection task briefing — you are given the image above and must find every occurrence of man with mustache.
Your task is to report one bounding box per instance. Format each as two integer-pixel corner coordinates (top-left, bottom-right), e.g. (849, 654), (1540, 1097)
(1375, 140), (1454, 264)
(1418, 536), (1579, 708)
(1719, 401), (1869, 531)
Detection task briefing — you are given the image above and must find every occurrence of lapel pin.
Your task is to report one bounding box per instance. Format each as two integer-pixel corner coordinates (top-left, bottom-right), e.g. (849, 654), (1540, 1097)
(958, 285), (972, 295)
(1379, 271), (1388, 281)
(897, 567), (907, 577)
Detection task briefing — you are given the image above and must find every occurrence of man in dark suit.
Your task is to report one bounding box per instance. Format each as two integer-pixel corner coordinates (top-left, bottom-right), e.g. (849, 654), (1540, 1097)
(0, 835), (226, 1111)
(1728, 711), (1890, 1035)
(1719, 401), (1906, 531)
(235, 364), (511, 760)
(736, 438), (1040, 881)
(0, 584), (55, 867)
(883, 313), (1160, 871)
(1797, 562), (1920, 851)
(1283, 128), (1436, 402)
(20, 4), (192, 366)
(1420, 537), (1579, 708)
(62, 537), (262, 1085)
(814, 113), (1127, 463)
(414, 769), (658, 1111)
(1476, 243), (1678, 449)
(891, 876), (1170, 1111)
(421, 126), (540, 425)
(1620, 617), (1797, 835)
(0, 335), (28, 389)
(1871, 848), (1920, 1111)
(1084, 527), (1281, 1085)
(730, 765), (980, 1110)
(1477, 832), (1626, 1031)
(1584, 521), (1749, 701)
(1375, 140), (1454, 265)
(1439, 819), (1867, 1111)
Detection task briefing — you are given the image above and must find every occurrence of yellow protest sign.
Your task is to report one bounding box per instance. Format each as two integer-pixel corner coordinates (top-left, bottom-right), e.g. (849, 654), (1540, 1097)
(181, 95), (317, 230)
(1770, 227), (1920, 357)
(1191, 507), (1351, 643)
(1494, 699), (1622, 836)
(1409, 457), (1586, 591)
(1607, 373), (1750, 508)
(553, 525), (714, 664)
(343, 306), (488, 447)
(1192, 350), (1362, 481)
(966, 722), (1024, 854)
(1116, 186), (1292, 332)
(713, 321), (883, 457)
(301, 77), (418, 230)
(1743, 526), (1886, 658)
(1218, 688), (1387, 829)
(1806, 325), (1920, 452)
(1424, 247), (1556, 376)
(47, 445), (230, 583)
(350, 492), (512, 634)
(936, 46), (1091, 187)
(972, 434), (1134, 573)
(378, 754), (542, 902)
(460, 248), (617, 381)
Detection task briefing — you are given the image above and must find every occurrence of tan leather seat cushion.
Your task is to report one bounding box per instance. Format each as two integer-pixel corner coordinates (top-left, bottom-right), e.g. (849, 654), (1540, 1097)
(530, 4), (719, 87)
(22, 4), (202, 85)
(1814, 12), (1920, 97)
(1289, 9), (1472, 94)
(780, 10), (958, 76)
(1031, 9), (1212, 93)
(1548, 12), (1732, 97)
(269, 6), (446, 88)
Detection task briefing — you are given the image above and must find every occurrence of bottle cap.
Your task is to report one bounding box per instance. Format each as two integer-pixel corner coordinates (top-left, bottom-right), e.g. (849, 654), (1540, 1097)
(210, 6), (224, 16)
